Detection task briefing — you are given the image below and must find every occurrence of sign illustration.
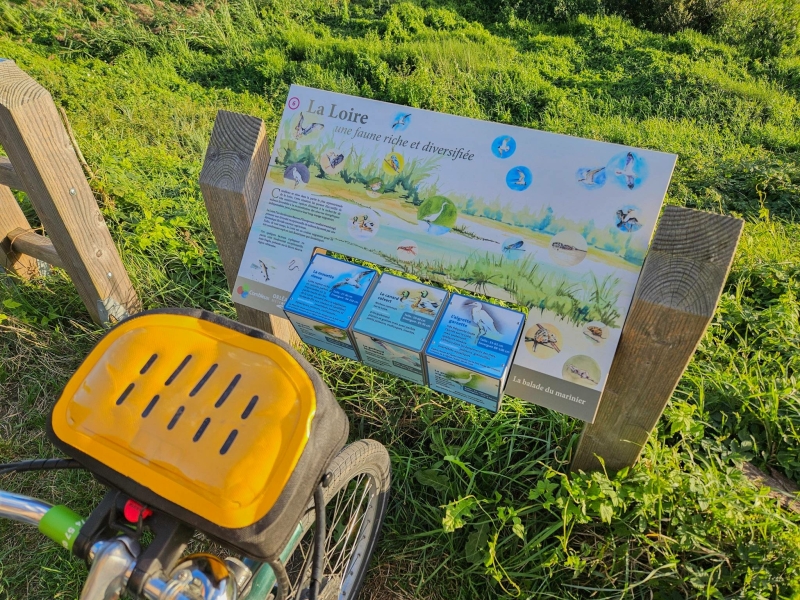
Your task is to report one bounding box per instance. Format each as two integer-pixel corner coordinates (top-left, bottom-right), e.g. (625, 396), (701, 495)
(235, 85), (677, 422)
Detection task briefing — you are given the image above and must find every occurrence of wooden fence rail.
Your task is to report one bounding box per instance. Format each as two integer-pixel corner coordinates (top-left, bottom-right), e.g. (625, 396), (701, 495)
(0, 59), (139, 324)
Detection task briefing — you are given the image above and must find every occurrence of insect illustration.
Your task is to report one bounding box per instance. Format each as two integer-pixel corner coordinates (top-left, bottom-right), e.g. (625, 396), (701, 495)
(466, 301), (498, 341)
(332, 270), (372, 290)
(616, 209), (640, 231)
(584, 325), (605, 343)
(392, 114), (411, 129)
(258, 260), (270, 282)
(578, 166), (605, 185)
(293, 113), (324, 140)
(566, 363), (598, 384)
(497, 137), (511, 156)
(614, 152), (636, 189)
(384, 153), (401, 174)
(411, 290), (438, 315)
(503, 240), (525, 253)
(525, 323), (560, 353)
(397, 244), (417, 256)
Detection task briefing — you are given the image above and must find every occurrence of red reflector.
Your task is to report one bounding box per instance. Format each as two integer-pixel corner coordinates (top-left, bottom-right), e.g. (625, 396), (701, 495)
(123, 499), (153, 523)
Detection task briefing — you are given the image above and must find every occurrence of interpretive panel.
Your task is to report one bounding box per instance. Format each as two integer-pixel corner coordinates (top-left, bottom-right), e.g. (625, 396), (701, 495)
(235, 85), (677, 421)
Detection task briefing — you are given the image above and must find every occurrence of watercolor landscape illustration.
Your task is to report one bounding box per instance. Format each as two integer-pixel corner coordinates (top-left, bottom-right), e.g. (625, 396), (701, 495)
(236, 85), (677, 419)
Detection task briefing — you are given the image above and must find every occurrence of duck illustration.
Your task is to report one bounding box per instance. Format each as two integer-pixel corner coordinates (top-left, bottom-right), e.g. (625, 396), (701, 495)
(579, 166), (605, 185)
(497, 137), (511, 156)
(419, 201), (448, 231)
(392, 114), (411, 129)
(293, 113), (324, 140)
(411, 290), (439, 315)
(615, 152), (636, 189)
(466, 301), (498, 341)
(525, 323), (560, 353)
(332, 270), (372, 290)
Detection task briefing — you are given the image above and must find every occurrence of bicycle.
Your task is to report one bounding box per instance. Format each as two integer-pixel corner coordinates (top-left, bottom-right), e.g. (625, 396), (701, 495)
(0, 308), (391, 600)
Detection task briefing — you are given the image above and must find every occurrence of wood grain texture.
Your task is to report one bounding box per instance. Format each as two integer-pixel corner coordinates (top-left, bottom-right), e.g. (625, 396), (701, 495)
(0, 156), (24, 190)
(0, 60), (140, 323)
(0, 187), (38, 277)
(199, 109), (299, 345)
(572, 206), (743, 473)
(7, 227), (65, 269)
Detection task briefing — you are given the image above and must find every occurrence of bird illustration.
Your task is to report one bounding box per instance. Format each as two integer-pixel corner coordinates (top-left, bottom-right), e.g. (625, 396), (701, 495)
(326, 151), (345, 169)
(392, 114), (411, 129)
(579, 166), (605, 185)
(287, 166), (303, 189)
(258, 260), (270, 282)
(614, 152), (636, 189)
(503, 240), (525, 253)
(293, 113), (324, 139)
(616, 209), (640, 231)
(367, 179), (382, 192)
(398, 290), (411, 303)
(512, 169), (526, 187)
(466, 301), (499, 341)
(411, 290), (439, 315)
(567, 363), (598, 384)
(446, 372), (476, 386)
(497, 137), (511, 156)
(525, 323), (560, 353)
(397, 244), (417, 256)
(384, 154), (401, 174)
(332, 270), (373, 290)
(419, 201), (448, 232)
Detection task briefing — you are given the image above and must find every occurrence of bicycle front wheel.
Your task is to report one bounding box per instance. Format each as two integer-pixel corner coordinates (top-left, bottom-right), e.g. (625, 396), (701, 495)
(247, 439), (391, 600)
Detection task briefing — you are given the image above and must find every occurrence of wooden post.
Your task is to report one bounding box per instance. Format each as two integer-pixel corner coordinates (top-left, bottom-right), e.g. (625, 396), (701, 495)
(572, 206), (743, 473)
(199, 110), (299, 345)
(0, 60), (140, 324)
(0, 185), (38, 277)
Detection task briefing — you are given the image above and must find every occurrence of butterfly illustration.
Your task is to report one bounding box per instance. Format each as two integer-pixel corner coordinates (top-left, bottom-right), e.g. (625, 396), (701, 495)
(327, 151), (345, 168)
(294, 113), (324, 139)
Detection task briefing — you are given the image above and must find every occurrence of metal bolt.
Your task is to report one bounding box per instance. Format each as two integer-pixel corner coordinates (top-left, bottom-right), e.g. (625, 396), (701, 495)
(107, 272), (113, 278)
(69, 188), (76, 195)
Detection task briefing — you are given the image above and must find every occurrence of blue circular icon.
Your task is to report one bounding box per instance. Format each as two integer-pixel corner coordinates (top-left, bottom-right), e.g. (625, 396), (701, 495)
(491, 135), (516, 159)
(506, 166), (532, 191)
(391, 112), (412, 132)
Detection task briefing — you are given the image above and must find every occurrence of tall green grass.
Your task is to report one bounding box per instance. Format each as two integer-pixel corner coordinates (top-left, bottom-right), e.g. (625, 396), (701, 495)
(1, 1), (799, 598)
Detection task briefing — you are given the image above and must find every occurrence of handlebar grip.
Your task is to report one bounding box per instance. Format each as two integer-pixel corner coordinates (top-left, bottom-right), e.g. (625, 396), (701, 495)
(38, 505), (86, 551)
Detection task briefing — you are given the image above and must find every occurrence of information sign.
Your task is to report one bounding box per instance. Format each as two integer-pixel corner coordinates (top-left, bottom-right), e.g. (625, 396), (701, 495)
(235, 85), (677, 421)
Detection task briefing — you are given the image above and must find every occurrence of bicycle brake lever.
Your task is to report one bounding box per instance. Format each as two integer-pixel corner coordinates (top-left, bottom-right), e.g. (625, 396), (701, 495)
(80, 536), (140, 600)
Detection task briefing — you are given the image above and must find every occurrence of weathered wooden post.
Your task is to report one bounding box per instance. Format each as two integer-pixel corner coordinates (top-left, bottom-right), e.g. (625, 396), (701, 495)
(572, 206), (743, 472)
(199, 110), (299, 345)
(0, 59), (139, 324)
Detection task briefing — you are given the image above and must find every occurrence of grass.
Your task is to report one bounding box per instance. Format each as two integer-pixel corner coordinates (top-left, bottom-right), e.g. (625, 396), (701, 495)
(1, 0), (800, 598)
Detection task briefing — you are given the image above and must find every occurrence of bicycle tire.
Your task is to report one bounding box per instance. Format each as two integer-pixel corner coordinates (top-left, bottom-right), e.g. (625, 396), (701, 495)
(245, 439), (391, 600)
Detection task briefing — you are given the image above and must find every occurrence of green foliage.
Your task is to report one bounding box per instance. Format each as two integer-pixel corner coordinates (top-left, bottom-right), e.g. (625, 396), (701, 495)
(1, 1), (800, 599)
